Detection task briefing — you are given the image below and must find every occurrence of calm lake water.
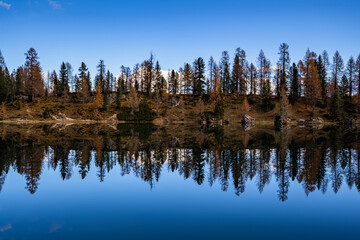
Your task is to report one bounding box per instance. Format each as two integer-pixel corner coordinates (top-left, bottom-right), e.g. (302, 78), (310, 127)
(0, 124), (359, 240)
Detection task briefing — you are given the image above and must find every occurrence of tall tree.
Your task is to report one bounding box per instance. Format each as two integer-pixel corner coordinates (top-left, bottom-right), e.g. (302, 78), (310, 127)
(248, 63), (257, 95)
(346, 56), (356, 99)
(154, 61), (165, 94)
(277, 43), (291, 93)
(332, 51), (344, 91)
(168, 70), (179, 94)
(193, 57), (206, 96)
(96, 59), (106, 91)
(289, 63), (300, 105)
(339, 74), (349, 98)
(236, 48), (248, 94)
(59, 62), (70, 96)
(182, 63), (192, 94)
(24, 48), (44, 101)
(0, 50), (6, 70)
(207, 56), (215, 94)
(220, 51), (231, 93)
(78, 62), (91, 93)
(232, 54), (240, 93)
(316, 56), (327, 101)
(301, 49), (321, 114)
(356, 54), (360, 96)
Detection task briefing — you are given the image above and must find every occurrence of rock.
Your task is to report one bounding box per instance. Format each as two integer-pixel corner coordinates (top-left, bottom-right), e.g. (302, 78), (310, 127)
(306, 117), (324, 129)
(242, 114), (255, 130)
(298, 119), (306, 127)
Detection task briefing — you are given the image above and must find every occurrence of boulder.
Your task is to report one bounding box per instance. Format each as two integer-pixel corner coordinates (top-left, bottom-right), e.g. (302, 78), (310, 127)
(242, 114), (255, 130)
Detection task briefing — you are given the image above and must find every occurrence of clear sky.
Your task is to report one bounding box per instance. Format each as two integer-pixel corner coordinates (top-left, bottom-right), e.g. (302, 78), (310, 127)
(0, 0), (359, 75)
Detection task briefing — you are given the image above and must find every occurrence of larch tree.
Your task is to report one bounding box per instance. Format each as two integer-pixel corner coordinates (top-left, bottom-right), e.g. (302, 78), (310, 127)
(24, 48), (44, 101)
(94, 84), (103, 109)
(78, 62), (91, 94)
(356, 55), (360, 96)
(210, 63), (221, 105)
(59, 62), (70, 96)
(339, 74), (349, 98)
(301, 50), (321, 114)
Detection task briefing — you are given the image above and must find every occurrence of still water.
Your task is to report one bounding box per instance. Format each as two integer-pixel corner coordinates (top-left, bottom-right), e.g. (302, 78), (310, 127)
(0, 124), (359, 240)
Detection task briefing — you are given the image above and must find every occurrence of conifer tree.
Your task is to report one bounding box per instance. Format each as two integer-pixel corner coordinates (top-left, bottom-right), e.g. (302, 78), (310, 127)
(168, 70), (179, 94)
(289, 63), (300, 105)
(207, 57), (215, 94)
(193, 57), (205, 96)
(339, 74), (349, 98)
(154, 61), (164, 94)
(316, 56), (327, 101)
(248, 63), (257, 95)
(0, 50), (6, 70)
(346, 56), (356, 99)
(182, 63), (192, 94)
(277, 43), (291, 92)
(94, 84), (103, 109)
(232, 54), (240, 93)
(220, 51), (230, 93)
(96, 60), (106, 91)
(356, 55), (360, 96)
(332, 51), (344, 90)
(24, 48), (44, 101)
(59, 62), (70, 96)
(236, 48), (248, 94)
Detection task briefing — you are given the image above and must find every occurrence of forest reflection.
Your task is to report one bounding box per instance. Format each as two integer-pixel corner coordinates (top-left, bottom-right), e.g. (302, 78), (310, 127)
(0, 124), (359, 202)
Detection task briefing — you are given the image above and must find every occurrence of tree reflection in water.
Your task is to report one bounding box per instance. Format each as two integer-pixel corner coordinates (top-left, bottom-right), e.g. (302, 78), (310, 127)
(0, 124), (359, 202)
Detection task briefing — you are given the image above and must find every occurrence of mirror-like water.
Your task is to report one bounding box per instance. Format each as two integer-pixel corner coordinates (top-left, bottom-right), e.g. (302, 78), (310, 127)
(0, 124), (359, 239)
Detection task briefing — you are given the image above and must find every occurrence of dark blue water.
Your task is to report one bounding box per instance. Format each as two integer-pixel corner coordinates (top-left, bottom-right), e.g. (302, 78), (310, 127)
(0, 125), (359, 239)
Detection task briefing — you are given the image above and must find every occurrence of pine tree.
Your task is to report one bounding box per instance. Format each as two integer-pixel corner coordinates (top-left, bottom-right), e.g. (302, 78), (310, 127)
(232, 54), (240, 93)
(193, 57), (205, 96)
(78, 62), (91, 94)
(207, 57), (215, 94)
(168, 70), (179, 94)
(220, 51), (230, 93)
(346, 56), (356, 100)
(236, 48), (248, 94)
(339, 74), (349, 98)
(332, 51), (344, 90)
(289, 63), (300, 105)
(103, 70), (111, 109)
(316, 56), (327, 101)
(15, 67), (23, 96)
(154, 61), (165, 94)
(0, 50), (6, 70)
(59, 62), (70, 96)
(277, 43), (291, 92)
(182, 63), (192, 94)
(248, 63), (257, 95)
(356, 55), (360, 97)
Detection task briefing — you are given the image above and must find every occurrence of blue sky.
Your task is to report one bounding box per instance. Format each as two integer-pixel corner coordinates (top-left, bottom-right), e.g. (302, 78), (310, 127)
(0, 0), (359, 75)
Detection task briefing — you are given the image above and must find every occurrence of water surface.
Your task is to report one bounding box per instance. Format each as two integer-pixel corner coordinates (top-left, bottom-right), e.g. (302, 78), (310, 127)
(0, 124), (359, 239)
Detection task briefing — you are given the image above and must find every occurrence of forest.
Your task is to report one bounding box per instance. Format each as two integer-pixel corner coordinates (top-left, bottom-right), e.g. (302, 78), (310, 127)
(0, 44), (359, 124)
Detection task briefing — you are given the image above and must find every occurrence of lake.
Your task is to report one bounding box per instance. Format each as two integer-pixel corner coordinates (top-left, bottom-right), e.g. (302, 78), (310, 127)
(0, 124), (359, 240)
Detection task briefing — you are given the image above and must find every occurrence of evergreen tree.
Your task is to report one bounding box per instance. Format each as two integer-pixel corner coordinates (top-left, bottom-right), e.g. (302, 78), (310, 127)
(96, 59), (106, 91)
(339, 74), (349, 98)
(236, 48), (248, 94)
(59, 62), (70, 96)
(248, 63), (257, 95)
(103, 70), (111, 109)
(0, 50), (6, 70)
(207, 56), (215, 94)
(232, 54), (240, 93)
(277, 43), (291, 93)
(220, 51), (230, 93)
(168, 70), (179, 94)
(330, 87), (341, 120)
(154, 61), (164, 94)
(332, 51), (344, 90)
(78, 62), (91, 93)
(15, 67), (23, 96)
(193, 57), (205, 96)
(356, 54), (360, 96)
(182, 63), (192, 94)
(289, 63), (300, 105)
(316, 56), (327, 101)
(346, 56), (356, 99)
